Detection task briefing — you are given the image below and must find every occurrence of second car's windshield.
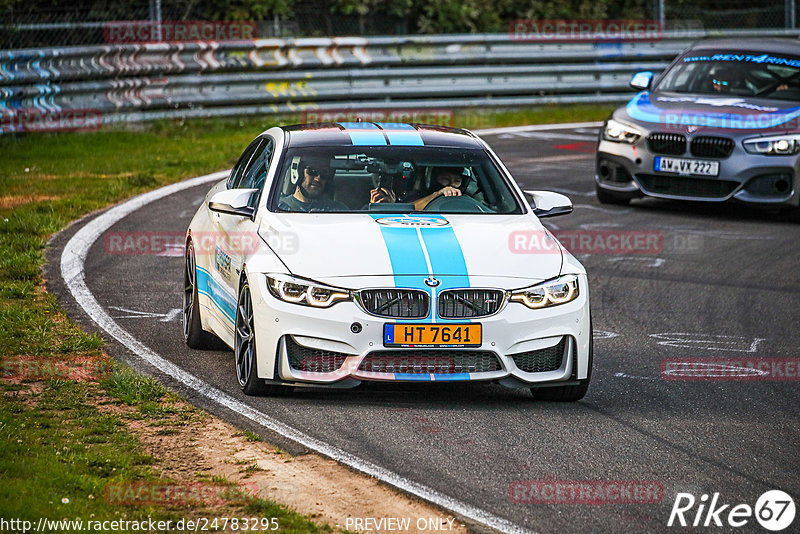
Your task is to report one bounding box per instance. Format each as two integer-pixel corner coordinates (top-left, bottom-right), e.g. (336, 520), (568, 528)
(656, 50), (800, 101)
(270, 146), (523, 214)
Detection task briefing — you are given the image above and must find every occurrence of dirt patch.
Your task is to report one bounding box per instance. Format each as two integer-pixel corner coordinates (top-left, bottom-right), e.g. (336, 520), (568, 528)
(103, 399), (470, 533)
(0, 194), (61, 210)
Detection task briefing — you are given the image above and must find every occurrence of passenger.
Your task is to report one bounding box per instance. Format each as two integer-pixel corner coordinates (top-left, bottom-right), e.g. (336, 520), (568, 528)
(369, 184), (396, 204)
(404, 167), (465, 210)
(278, 157), (348, 212)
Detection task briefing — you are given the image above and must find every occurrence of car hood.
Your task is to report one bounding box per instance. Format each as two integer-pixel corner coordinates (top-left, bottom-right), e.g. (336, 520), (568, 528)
(259, 213), (565, 289)
(618, 90), (800, 133)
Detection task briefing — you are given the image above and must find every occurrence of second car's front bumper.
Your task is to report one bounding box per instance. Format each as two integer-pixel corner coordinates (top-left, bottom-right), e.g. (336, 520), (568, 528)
(595, 137), (800, 207)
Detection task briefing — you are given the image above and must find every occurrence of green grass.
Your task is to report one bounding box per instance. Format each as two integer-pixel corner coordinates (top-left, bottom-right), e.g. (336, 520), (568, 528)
(0, 104), (614, 526)
(243, 430), (264, 442)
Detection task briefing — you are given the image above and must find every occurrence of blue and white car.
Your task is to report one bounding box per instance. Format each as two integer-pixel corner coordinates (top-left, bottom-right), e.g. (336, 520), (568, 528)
(597, 38), (800, 209)
(184, 122), (592, 400)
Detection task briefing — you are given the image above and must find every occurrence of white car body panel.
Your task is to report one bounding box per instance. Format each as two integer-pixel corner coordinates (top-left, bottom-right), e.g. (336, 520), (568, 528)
(185, 124), (592, 391)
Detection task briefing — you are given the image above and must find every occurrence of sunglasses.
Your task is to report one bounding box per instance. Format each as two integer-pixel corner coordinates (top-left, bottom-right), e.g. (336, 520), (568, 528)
(304, 167), (330, 178)
(712, 79), (729, 86)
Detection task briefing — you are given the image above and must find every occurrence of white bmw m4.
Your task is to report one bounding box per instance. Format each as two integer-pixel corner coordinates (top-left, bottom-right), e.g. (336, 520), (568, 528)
(184, 122), (592, 400)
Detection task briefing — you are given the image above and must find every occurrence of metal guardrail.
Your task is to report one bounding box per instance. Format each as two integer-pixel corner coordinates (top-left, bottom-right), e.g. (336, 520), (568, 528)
(1, 29), (798, 133)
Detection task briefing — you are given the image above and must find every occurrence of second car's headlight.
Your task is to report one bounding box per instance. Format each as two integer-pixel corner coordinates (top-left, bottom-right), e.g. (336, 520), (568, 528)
(743, 134), (800, 155)
(510, 275), (579, 309)
(266, 274), (351, 308)
(602, 119), (642, 144)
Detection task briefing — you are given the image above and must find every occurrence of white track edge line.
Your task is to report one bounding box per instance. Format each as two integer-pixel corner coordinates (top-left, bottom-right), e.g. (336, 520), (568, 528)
(59, 169), (536, 534)
(473, 121), (603, 136)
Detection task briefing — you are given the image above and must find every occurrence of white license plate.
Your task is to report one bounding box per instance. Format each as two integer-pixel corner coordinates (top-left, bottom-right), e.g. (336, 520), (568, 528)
(654, 157), (719, 177)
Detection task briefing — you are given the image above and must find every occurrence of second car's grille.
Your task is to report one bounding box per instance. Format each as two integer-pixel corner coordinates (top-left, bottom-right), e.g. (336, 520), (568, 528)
(511, 338), (566, 373)
(438, 289), (505, 318)
(690, 136), (734, 158)
(286, 337), (348, 373)
(647, 133), (686, 155)
(358, 350), (502, 374)
(358, 289), (429, 318)
(637, 174), (738, 198)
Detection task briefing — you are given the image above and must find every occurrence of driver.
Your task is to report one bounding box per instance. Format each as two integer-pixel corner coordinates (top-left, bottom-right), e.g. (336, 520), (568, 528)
(278, 156), (348, 212)
(404, 167), (464, 210)
(711, 66), (742, 93)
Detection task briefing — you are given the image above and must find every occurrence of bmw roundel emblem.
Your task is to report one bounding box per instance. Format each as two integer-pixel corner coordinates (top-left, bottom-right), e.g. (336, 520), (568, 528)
(424, 277), (441, 287)
(375, 216), (449, 227)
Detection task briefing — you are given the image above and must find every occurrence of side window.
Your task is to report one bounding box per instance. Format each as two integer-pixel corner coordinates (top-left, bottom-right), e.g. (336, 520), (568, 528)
(239, 136), (274, 190)
(227, 138), (262, 189)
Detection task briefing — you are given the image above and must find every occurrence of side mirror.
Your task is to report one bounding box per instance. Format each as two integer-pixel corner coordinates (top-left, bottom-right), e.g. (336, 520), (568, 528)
(524, 190), (573, 218)
(630, 71), (654, 91)
(208, 188), (259, 218)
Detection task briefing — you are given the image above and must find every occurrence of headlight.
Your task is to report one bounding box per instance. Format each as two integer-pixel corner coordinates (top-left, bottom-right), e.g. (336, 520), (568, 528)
(602, 119), (642, 144)
(743, 134), (800, 155)
(266, 274), (351, 308)
(510, 275), (579, 309)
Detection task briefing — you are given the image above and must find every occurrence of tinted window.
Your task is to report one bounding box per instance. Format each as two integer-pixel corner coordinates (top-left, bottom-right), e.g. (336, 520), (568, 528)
(238, 137), (274, 190)
(228, 139), (262, 189)
(657, 50), (800, 100)
(270, 146), (523, 214)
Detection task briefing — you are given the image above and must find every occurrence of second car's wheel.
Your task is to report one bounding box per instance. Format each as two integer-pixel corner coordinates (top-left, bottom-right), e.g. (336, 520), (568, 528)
(531, 321), (593, 402)
(183, 241), (217, 349)
(235, 280), (292, 396)
(595, 186), (631, 206)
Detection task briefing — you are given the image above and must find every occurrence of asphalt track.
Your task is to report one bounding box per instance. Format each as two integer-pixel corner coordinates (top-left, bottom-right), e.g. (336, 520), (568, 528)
(47, 124), (800, 533)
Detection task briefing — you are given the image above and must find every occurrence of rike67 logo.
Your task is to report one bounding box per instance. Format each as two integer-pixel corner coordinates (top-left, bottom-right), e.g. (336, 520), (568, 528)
(668, 490), (795, 531)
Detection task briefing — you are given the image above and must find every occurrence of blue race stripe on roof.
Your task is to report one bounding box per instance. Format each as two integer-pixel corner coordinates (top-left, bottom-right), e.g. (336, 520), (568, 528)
(376, 123), (424, 146)
(338, 121), (387, 145)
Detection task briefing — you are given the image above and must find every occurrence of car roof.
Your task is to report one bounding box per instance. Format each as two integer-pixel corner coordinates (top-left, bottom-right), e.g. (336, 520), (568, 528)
(282, 122), (484, 149)
(686, 38), (800, 56)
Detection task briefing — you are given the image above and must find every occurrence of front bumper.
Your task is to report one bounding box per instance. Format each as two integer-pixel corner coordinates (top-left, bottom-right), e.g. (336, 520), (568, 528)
(249, 274), (591, 388)
(595, 137), (800, 207)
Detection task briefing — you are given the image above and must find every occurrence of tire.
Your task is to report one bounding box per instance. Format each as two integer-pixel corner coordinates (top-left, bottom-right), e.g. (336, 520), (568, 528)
(183, 241), (217, 349)
(596, 186), (630, 206)
(235, 280), (292, 396)
(531, 322), (593, 402)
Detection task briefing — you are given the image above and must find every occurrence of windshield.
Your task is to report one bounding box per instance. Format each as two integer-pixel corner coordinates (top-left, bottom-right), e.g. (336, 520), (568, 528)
(269, 146), (523, 214)
(656, 50), (800, 101)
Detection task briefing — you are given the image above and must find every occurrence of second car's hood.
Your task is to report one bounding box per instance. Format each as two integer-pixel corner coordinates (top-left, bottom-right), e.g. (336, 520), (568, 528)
(259, 213), (564, 289)
(619, 90), (800, 133)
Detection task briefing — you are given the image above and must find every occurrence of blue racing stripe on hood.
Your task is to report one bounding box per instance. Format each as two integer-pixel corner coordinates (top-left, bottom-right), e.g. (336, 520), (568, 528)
(626, 91), (800, 129)
(420, 226), (470, 288)
(371, 214), (471, 323)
